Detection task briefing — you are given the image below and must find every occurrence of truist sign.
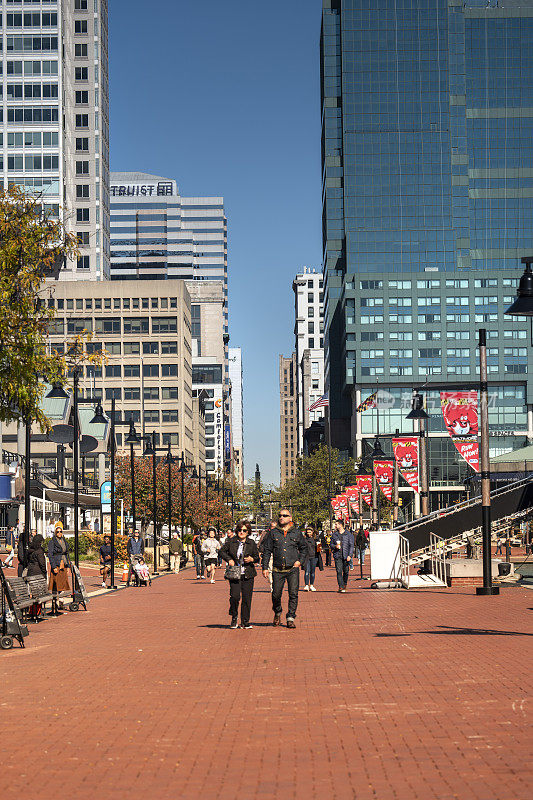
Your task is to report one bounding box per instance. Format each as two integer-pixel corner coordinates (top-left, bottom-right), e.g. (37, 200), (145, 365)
(440, 391), (480, 472)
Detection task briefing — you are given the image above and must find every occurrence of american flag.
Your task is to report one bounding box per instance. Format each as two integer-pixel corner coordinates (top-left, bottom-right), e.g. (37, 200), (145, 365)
(308, 393), (329, 412)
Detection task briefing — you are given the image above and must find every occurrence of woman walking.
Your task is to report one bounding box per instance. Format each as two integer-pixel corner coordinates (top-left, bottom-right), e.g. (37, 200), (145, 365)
(48, 522), (71, 593)
(99, 535), (116, 588)
(202, 526), (221, 583)
(303, 525), (321, 591)
(27, 534), (47, 579)
(220, 521), (259, 629)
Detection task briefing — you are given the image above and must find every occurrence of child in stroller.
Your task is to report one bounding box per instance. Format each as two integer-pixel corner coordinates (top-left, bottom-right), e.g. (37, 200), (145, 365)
(132, 556), (151, 587)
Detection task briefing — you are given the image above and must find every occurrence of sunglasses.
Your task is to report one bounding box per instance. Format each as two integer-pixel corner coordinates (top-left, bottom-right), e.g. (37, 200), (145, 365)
(279, 513), (290, 518)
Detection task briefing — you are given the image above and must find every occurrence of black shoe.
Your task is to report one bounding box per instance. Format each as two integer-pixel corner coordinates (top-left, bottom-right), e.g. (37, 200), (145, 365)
(273, 614), (282, 627)
(286, 618), (296, 629)
(230, 618), (239, 629)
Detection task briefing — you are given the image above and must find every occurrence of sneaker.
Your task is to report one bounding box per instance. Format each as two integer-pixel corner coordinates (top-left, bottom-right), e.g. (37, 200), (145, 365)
(273, 614), (282, 627)
(230, 618), (239, 629)
(242, 623), (253, 629)
(286, 618), (296, 629)
(201, 575), (206, 579)
(101, 582), (107, 588)
(340, 588), (346, 593)
(210, 578), (215, 584)
(310, 585), (316, 592)
(303, 585), (309, 591)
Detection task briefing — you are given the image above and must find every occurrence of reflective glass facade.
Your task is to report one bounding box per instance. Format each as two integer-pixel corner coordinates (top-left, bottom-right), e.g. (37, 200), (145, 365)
(321, 0), (533, 490)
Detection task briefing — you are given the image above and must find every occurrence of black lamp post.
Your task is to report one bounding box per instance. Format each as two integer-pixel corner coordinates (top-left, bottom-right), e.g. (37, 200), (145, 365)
(142, 432), (158, 574)
(406, 391), (430, 517)
(178, 451), (187, 542)
(125, 421), (140, 534)
(369, 437), (386, 529)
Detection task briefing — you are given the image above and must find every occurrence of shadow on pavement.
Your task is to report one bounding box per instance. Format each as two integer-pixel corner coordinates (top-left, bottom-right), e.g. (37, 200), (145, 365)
(376, 625), (533, 637)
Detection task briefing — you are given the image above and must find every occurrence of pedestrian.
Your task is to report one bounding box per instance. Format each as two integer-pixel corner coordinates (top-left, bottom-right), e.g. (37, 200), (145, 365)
(202, 527), (221, 583)
(17, 527), (28, 577)
(126, 527), (144, 587)
(48, 522), (71, 593)
(355, 527), (369, 571)
(495, 536), (504, 556)
(303, 525), (321, 591)
(330, 519), (355, 593)
(261, 508), (308, 629)
(220, 520), (260, 629)
(193, 530), (207, 579)
(99, 534), (116, 588)
(2, 525), (16, 568)
(168, 532), (183, 573)
(321, 529), (332, 567)
(27, 533), (47, 579)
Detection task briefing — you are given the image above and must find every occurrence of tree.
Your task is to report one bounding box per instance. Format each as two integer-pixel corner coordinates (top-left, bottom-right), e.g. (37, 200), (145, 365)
(115, 455), (232, 535)
(0, 185), (78, 428)
(277, 444), (358, 527)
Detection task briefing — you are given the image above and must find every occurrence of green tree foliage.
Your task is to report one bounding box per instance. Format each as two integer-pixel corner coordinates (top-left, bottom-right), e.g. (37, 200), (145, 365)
(0, 186), (78, 427)
(277, 444), (358, 527)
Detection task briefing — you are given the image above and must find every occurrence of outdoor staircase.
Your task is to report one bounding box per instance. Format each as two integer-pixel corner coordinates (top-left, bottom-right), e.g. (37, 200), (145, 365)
(399, 533), (447, 589)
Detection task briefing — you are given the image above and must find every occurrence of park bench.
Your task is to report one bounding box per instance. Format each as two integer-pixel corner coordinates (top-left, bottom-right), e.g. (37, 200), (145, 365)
(1, 565), (28, 650)
(6, 577), (36, 620)
(26, 576), (55, 616)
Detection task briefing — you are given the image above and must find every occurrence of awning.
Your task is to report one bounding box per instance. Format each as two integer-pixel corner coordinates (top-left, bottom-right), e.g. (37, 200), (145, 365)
(45, 488), (101, 508)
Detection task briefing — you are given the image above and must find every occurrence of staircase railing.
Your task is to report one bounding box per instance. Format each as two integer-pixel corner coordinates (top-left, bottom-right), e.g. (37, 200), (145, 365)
(429, 533), (447, 585)
(399, 534), (410, 588)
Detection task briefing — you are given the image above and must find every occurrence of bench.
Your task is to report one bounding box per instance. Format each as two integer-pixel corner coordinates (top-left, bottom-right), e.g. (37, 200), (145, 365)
(6, 577), (38, 621)
(26, 576), (55, 615)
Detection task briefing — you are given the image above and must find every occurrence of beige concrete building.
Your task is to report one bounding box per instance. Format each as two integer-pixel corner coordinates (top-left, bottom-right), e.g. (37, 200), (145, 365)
(38, 279), (199, 473)
(279, 353), (298, 487)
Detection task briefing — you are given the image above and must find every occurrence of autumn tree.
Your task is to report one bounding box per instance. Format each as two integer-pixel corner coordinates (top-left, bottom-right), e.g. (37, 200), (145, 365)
(0, 185), (78, 428)
(115, 455), (232, 536)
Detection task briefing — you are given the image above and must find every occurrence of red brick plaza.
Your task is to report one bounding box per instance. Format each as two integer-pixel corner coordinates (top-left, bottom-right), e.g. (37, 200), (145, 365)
(1, 565), (532, 800)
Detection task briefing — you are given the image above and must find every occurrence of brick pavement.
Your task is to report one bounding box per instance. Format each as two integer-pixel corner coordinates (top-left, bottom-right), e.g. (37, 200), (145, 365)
(1, 563), (532, 800)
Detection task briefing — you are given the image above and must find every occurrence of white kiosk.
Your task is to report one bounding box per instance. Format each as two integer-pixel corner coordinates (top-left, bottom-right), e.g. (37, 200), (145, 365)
(369, 530), (402, 582)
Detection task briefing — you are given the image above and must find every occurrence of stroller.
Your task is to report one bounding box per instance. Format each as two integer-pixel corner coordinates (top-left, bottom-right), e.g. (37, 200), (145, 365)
(132, 556), (151, 587)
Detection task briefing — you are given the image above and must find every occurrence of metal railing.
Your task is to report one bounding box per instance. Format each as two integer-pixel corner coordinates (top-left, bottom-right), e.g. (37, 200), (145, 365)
(396, 475), (533, 535)
(428, 533), (447, 584)
(399, 534), (410, 588)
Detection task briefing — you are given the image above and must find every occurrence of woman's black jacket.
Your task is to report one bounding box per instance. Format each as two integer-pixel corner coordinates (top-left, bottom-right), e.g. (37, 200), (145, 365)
(219, 536), (260, 580)
(27, 545), (47, 578)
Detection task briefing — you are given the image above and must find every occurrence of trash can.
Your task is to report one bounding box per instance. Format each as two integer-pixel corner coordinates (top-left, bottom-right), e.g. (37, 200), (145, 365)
(498, 562), (511, 577)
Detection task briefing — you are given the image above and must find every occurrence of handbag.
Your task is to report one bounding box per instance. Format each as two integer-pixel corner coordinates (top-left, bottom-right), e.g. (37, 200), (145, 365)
(224, 564), (242, 581)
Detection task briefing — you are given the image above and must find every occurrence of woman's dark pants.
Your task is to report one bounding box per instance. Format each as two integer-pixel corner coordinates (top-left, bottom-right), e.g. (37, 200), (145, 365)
(229, 577), (254, 625)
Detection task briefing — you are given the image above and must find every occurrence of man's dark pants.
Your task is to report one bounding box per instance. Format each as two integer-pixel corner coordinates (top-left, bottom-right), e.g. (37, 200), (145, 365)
(334, 556), (350, 590)
(229, 577), (254, 625)
(271, 568), (299, 620)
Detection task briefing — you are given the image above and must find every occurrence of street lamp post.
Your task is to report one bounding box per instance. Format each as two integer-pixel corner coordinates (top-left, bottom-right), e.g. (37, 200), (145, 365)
(392, 428), (400, 528)
(369, 437), (386, 529)
(406, 391), (430, 518)
(142, 432), (159, 574)
(126, 421), (140, 534)
(476, 329), (500, 596)
(179, 451), (186, 543)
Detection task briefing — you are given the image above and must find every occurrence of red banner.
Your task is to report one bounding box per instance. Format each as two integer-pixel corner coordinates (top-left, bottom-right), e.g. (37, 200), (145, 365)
(336, 494), (349, 522)
(373, 460), (394, 500)
(330, 496), (343, 520)
(440, 391), (480, 472)
(345, 485), (360, 516)
(392, 437), (419, 493)
(356, 475), (373, 507)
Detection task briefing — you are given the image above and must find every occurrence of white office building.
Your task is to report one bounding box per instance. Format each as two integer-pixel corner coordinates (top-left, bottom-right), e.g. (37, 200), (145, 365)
(229, 347), (244, 488)
(1, 0), (110, 280)
(292, 268), (325, 453)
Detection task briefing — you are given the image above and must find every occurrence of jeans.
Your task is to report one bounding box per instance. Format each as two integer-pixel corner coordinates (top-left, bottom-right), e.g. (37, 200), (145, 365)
(304, 557), (317, 586)
(272, 568), (299, 620)
(194, 552), (204, 577)
(324, 549), (331, 567)
(357, 546), (366, 565)
(334, 556), (350, 590)
(229, 577), (254, 624)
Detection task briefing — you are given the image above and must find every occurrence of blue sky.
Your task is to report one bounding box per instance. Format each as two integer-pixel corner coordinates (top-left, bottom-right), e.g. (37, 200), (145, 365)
(109, 0), (323, 485)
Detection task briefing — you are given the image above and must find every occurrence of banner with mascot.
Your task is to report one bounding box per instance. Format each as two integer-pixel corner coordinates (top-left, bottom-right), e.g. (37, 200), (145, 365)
(373, 460), (394, 500)
(440, 391), (480, 472)
(356, 475), (373, 507)
(392, 437), (419, 493)
(345, 485), (360, 516)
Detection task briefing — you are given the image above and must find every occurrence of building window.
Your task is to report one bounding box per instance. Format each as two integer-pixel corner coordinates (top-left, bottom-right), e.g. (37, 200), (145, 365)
(162, 410), (178, 423)
(152, 316), (177, 334)
(105, 388), (121, 400)
(162, 388), (178, 400)
(75, 66), (88, 81)
(124, 342), (140, 355)
(75, 0), (89, 9)
(124, 387), (140, 400)
(75, 160), (89, 175)
(161, 341), (178, 354)
(76, 207), (89, 222)
(74, 20), (88, 35)
(77, 231), (89, 245)
(124, 364), (140, 378)
(76, 184), (89, 198)
(144, 410), (160, 424)
(75, 113), (89, 128)
(123, 317), (149, 334)
(143, 387), (159, 400)
(162, 364), (178, 377)
(143, 364), (159, 377)
(76, 255), (89, 270)
(105, 365), (121, 378)
(143, 342), (158, 354)
(75, 90), (88, 104)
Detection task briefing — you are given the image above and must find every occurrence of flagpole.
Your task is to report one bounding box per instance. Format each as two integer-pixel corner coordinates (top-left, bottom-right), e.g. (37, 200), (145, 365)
(392, 428), (399, 528)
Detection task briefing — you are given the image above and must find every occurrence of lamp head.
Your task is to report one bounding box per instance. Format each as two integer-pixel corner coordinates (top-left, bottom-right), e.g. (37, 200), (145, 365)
(46, 382), (69, 399)
(125, 421), (139, 444)
(89, 402), (106, 425)
(370, 437), (387, 461)
(406, 391), (429, 420)
(505, 258), (533, 316)
(143, 439), (155, 456)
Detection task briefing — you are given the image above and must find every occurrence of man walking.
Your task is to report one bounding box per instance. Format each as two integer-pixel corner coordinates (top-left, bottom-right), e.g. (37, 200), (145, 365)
(168, 532), (183, 573)
(126, 526), (144, 586)
(331, 519), (355, 593)
(261, 509), (307, 629)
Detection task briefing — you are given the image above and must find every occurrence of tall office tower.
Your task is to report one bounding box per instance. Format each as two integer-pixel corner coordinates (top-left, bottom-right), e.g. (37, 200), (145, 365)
(228, 347), (244, 488)
(110, 174), (230, 478)
(1, 0), (110, 280)
(279, 353), (298, 486)
(321, 0), (533, 508)
(292, 267), (325, 454)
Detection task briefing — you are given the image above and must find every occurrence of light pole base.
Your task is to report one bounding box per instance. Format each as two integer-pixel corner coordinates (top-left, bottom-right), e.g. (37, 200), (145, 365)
(476, 586), (500, 596)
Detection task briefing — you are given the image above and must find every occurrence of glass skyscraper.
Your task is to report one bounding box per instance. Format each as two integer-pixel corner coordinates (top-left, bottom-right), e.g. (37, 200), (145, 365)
(321, 0), (533, 507)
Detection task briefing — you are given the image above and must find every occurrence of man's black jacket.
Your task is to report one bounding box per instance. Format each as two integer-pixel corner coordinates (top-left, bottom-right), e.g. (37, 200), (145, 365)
(219, 536), (260, 580)
(261, 525), (308, 571)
